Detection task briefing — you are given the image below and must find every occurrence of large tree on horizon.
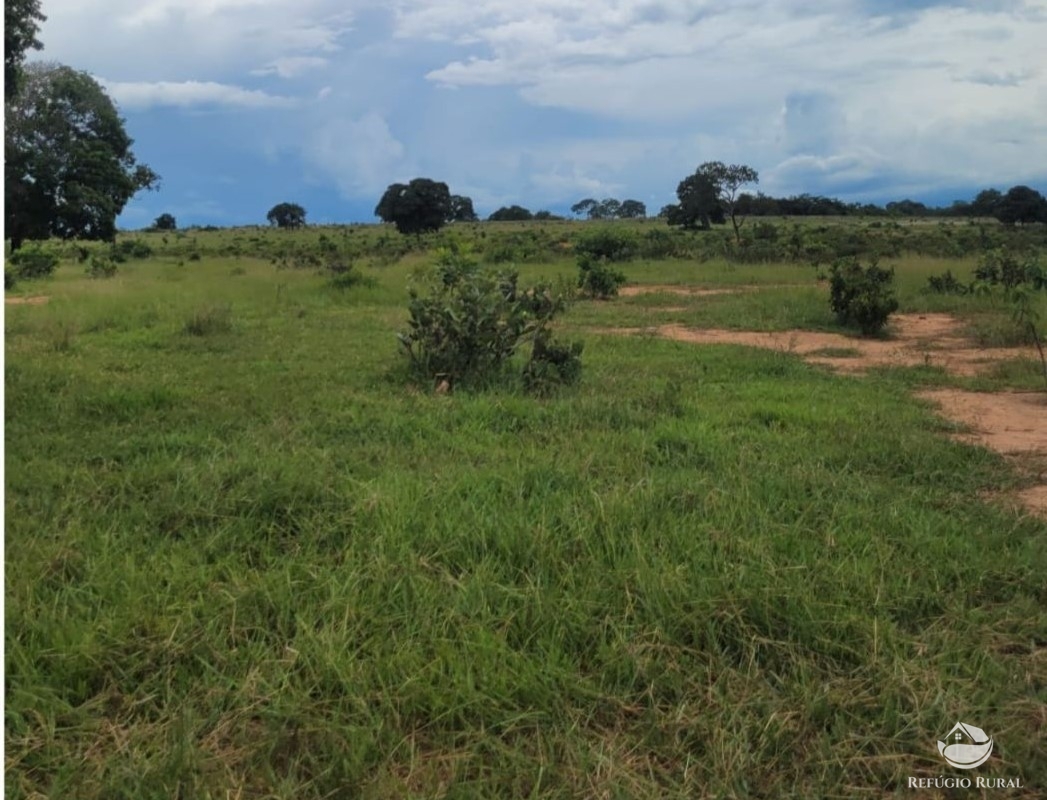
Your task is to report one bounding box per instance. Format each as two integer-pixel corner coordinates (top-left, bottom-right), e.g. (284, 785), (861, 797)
(375, 178), (452, 234)
(5, 62), (159, 250)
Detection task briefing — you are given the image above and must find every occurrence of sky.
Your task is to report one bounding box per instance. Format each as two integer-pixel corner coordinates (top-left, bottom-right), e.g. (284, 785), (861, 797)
(28, 0), (1047, 227)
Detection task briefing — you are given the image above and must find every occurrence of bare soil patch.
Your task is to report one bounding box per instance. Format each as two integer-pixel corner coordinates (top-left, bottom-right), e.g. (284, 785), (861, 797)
(600, 314), (1034, 377)
(594, 312), (1047, 517)
(5, 295), (49, 306)
(916, 390), (1047, 454)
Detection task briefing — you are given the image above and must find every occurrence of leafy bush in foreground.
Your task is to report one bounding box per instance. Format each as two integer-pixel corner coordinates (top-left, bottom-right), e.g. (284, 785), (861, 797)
(8, 245), (58, 279)
(399, 246), (581, 392)
(829, 258), (898, 335)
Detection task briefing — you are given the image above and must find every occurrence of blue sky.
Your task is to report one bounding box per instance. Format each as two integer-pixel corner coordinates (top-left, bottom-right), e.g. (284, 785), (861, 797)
(31, 0), (1047, 227)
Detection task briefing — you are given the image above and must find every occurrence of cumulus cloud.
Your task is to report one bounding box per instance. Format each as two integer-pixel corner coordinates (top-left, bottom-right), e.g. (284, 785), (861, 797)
(102, 80), (296, 109)
(34, 0), (1047, 220)
(303, 112), (409, 197)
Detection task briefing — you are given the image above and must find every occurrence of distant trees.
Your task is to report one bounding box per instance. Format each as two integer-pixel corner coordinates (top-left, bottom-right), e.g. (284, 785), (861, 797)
(488, 205), (533, 222)
(448, 194), (478, 222)
(267, 202), (306, 229)
(619, 200), (647, 219)
(698, 162), (759, 241)
(5, 62), (159, 250)
(970, 189), (1003, 218)
(153, 213), (177, 231)
(995, 186), (1047, 225)
(885, 199), (930, 217)
(570, 197), (647, 219)
(375, 179), (452, 234)
(663, 170), (725, 230)
(534, 210), (565, 220)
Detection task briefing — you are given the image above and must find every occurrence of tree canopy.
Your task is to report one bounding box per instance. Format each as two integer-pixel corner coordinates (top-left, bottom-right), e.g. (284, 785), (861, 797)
(266, 202), (307, 229)
(5, 62), (159, 250)
(663, 162), (758, 235)
(152, 213), (177, 231)
(448, 194), (478, 222)
(5, 0), (45, 100)
(995, 186), (1047, 225)
(571, 197), (647, 220)
(664, 171), (724, 230)
(375, 179), (452, 234)
(488, 205), (533, 222)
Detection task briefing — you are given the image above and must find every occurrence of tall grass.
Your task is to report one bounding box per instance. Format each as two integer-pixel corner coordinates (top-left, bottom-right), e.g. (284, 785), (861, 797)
(5, 227), (1046, 798)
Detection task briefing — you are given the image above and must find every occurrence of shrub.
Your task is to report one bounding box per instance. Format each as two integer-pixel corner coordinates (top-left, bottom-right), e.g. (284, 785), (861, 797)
(974, 250), (1044, 290)
(577, 254), (626, 299)
(5, 269), (16, 290)
(522, 330), (584, 396)
(9, 245), (59, 279)
(926, 270), (969, 295)
(574, 228), (636, 262)
(828, 258), (898, 335)
(115, 239), (153, 260)
(398, 245), (578, 390)
(86, 255), (118, 279)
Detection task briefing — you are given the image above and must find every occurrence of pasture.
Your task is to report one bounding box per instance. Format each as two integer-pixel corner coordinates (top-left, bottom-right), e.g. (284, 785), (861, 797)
(5, 219), (1047, 798)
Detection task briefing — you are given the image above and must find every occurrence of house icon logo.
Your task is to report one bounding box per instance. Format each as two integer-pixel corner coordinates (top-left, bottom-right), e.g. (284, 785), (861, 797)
(937, 722), (993, 769)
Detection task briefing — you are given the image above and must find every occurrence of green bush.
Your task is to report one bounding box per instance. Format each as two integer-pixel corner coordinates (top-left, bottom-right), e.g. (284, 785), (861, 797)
(828, 258), (898, 335)
(974, 250), (1044, 290)
(114, 239), (153, 261)
(926, 270), (969, 295)
(5, 269), (16, 290)
(399, 246), (578, 389)
(9, 245), (59, 279)
(86, 255), (118, 279)
(522, 330), (584, 396)
(577, 254), (626, 299)
(574, 228), (636, 262)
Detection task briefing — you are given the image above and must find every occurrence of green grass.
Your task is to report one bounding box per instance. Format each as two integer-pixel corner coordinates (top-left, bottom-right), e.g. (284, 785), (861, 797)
(6, 230), (1047, 798)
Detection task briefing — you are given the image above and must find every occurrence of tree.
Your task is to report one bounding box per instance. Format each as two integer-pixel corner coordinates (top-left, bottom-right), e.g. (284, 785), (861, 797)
(619, 199), (647, 219)
(375, 179), (452, 234)
(571, 198), (599, 218)
(695, 161), (759, 242)
(153, 213), (177, 231)
(970, 189), (1003, 218)
(448, 194), (478, 222)
(5, 63), (159, 251)
(596, 198), (621, 219)
(266, 202), (306, 229)
(5, 0), (45, 100)
(488, 205), (533, 222)
(995, 186), (1047, 225)
(534, 210), (564, 220)
(663, 171), (724, 230)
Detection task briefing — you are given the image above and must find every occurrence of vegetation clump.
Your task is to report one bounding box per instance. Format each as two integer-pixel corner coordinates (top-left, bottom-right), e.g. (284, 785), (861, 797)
(398, 245), (581, 392)
(8, 243), (58, 279)
(86, 254), (117, 279)
(828, 257), (899, 335)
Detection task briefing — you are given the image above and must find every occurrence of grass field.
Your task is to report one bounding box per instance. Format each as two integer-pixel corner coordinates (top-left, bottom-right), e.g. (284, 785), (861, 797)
(5, 224), (1047, 798)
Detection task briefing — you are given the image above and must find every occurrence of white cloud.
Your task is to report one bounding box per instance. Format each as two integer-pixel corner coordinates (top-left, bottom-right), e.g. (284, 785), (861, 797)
(252, 57), (330, 79)
(303, 113), (409, 197)
(102, 80), (296, 109)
